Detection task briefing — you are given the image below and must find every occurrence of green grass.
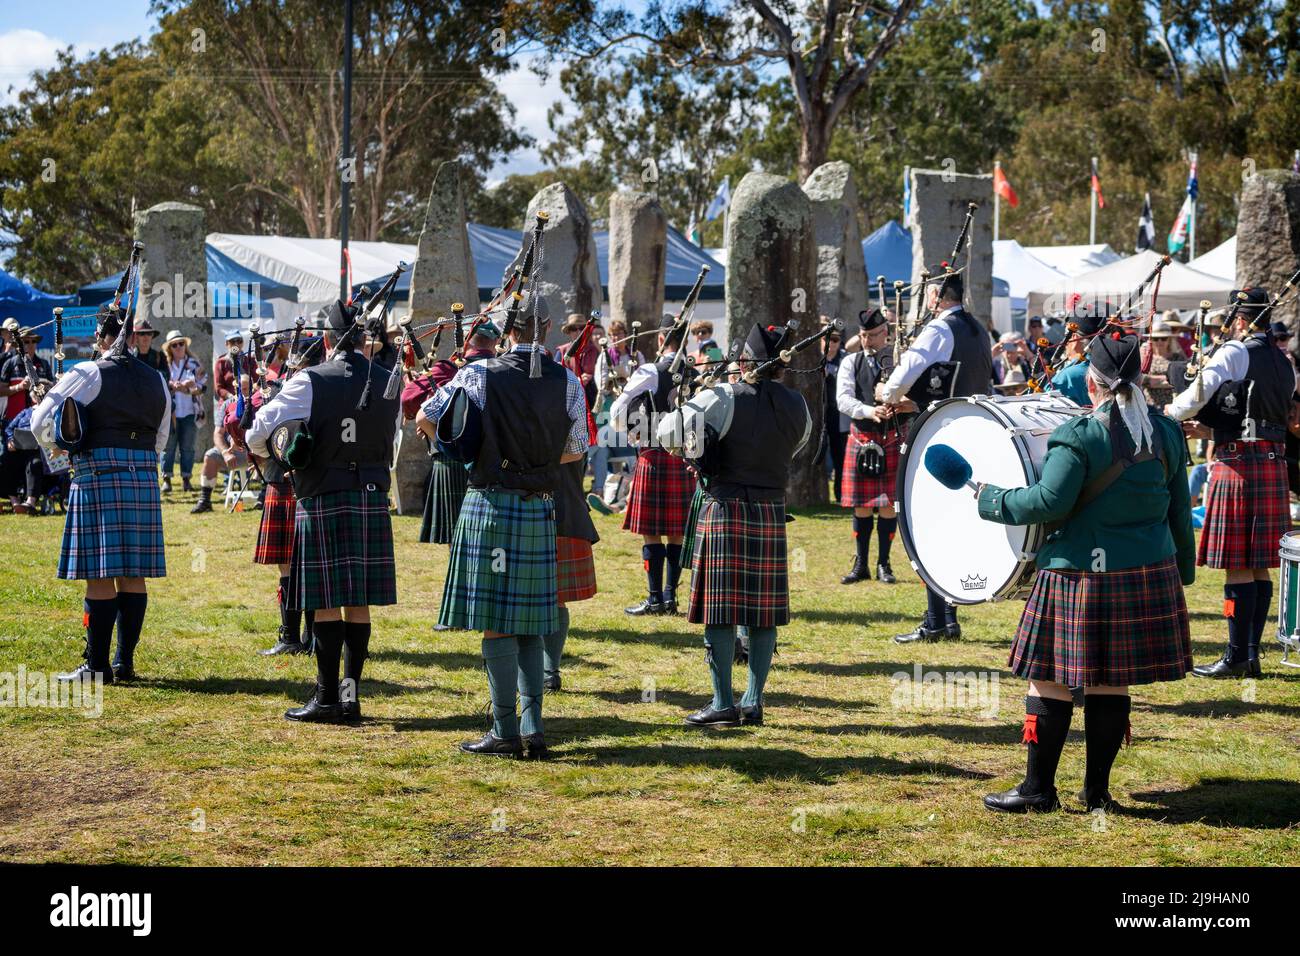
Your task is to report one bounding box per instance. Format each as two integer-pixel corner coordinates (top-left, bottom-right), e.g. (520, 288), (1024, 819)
(1, 494), (1298, 865)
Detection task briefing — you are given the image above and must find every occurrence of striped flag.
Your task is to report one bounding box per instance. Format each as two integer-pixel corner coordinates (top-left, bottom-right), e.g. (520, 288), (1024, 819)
(1090, 157), (1105, 209)
(1136, 192), (1155, 251)
(1167, 154), (1198, 255)
(704, 177), (730, 221)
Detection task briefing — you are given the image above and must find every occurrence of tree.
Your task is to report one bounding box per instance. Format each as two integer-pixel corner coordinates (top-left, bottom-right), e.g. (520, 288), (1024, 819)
(471, 162), (615, 229)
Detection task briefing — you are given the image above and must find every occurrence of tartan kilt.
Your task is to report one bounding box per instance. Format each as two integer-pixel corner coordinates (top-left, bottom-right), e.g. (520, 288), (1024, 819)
(439, 488), (558, 635)
(253, 481), (296, 565)
(841, 423), (903, 509)
(1198, 441), (1291, 569)
(679, 483), (706, 572)
(688, 495), (789, 627)
(419, 455), (469, 545)
(1010, 557), (1191, 687)
(286, 488), (396, 610)
(58, 448), (166, 580)
(556, 535), (597, 604)
(622, 448), (694, 537)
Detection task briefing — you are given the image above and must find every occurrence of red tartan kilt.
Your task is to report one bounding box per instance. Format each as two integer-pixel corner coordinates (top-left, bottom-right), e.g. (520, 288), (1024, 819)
(622, 448), (694, 536)
(254, 482), (296, 565)
(556, 535), (597, 604)
(1197, 441), (1291, 569)
(687, 496), (789, 627)
(1010, 557), (1192, 686)
(841, 423), (903, 509)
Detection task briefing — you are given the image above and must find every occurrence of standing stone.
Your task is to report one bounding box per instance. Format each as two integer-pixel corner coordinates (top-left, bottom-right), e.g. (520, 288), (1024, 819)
(802, 161), (867, 324)
(408, 160), (479, 355)
(906, 169), (994, 324)
(134, 201), (208, 371)
(394, 161), (479, 513)
(608, 191), (667, 330)
(1236, 169), (1300, 331)
(725, 172), (824, 507)
(507, 182), (602, 345)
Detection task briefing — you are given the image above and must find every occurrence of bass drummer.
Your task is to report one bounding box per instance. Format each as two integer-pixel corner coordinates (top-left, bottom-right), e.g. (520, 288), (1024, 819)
(1165, 288), (1292, 678)
(877, 270), (994, 643)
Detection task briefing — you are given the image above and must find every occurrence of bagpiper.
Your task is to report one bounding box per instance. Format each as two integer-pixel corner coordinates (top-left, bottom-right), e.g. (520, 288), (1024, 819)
(877, 271), (993, 643)
(417, 292), (589, 758)
(32, 306), (171, 684)
(247, 296), (400, 723)
(608, 313), (695, 616)
(1166, 287), (1293, 678)
(976, 330), (1193, 812)
(657, 322), (812, 727)
(835, 307), (901, 585)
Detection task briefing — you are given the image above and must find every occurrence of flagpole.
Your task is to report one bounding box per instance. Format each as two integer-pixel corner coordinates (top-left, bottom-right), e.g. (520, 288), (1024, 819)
(993, 161), (1001, 242)
(1089, 155), (1097, 246)
(1188, 151), (1197, 261)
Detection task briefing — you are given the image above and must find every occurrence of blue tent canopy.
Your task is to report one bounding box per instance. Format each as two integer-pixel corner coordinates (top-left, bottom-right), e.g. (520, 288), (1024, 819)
(0, 267), (78, 358)
(593, 227), (725, 300)
(79, 248), (296, 318)
(860, 220), (1009, 297)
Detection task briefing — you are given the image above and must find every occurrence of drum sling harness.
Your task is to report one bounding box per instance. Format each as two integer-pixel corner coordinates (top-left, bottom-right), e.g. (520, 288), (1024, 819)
(1048, 405), (1167, 534)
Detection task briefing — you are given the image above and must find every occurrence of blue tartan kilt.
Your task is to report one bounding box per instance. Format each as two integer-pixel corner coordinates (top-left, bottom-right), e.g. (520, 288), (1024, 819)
(286, 488), (396, 610)
(58, 447), (166, 580)
(439, 487), (558, 635)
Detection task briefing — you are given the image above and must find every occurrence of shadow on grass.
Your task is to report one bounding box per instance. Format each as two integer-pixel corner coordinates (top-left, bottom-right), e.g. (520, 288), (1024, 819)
(142, 675), (418, 700)
(787, 721), (1015, 745)
(1127, 778), (1300, 828)
(1144, 698), (1300, 718)
(788, 659), (972, 678)
(570, 626), (701, 650)
(799, 608), (914, 628)
(578, 685), (868, 712)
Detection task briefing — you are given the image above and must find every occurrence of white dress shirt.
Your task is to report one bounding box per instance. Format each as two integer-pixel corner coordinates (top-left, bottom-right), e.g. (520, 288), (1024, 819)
(31, 360), (172, 456)
(879, 306), (960, 404)
(1167, 338), (1250, 420)
(608, 351), (672, 426)
(836, 350), (884, 422)
(246, 368), (314, 458)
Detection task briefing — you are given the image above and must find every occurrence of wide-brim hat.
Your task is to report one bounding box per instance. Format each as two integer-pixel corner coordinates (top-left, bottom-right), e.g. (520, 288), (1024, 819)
(994, 368), (1028, 391)
(1147, 319), (1173, 339)
(163, 330), (191, 347)
(17, 326), (38, 341)
(133, 318), (159, 335)
(225, 328), (246, 343)
(2, 317), (18, 332)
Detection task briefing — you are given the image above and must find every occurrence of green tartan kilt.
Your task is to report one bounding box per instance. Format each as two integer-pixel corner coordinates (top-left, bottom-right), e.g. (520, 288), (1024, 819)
(438, 487), (559, 635)
(287, 488), (396, 610)
(680, 483), (706, 572)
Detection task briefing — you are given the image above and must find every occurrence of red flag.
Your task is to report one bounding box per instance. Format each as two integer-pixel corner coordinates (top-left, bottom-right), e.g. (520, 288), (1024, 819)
(1091, 157), (1105, 209)
(993, 164), (1018, 207)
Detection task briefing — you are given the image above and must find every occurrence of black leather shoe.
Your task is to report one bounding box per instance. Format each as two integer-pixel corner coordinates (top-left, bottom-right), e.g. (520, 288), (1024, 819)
(285, 691), (343, 723)
(190, 497), (213, 514)
(739, 704), (763, 726)
(983, 785), (1060, 813)
(340, 700), (362, 723)
(943, 622), (962, 641)
(1248, 655), (1263, 678)
(684, 704), (741, 727)
(112, 665), (137, 683)
(893, 624), (943, 644)
(433, 622), (453, 632)
(662, 594), (679, 615)
(459, 732), (524, 757)
(1078, 788), (1121, 813)
(624, 598), (665, 616)
(876, 562), (897, 584)
(841, 558), (869, 584)
(260, 628), (308, 656)
(543, 672), (561, 692)
(1192, 655), (1252, 678)
(523, 733), (549, 760)
(57, 663), (113, 685)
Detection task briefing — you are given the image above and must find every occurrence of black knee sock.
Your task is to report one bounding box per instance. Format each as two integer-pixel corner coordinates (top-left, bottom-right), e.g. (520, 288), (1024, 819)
(665, 543), (683, 598)
(342, 621), (371, 693)
(112, 592), (147, 670)
(643, 543), (666, 602)
(1083, 694), (1130, 803)
(853, 514), (874, 564)
(1021, 695), (1073, 797)
(876, 516), (897, 565)
(312, 620), (345, 704)
(303, 609), (315, 651)
(1250, 578), (1273, 659)
(1224, 581), (1257, 663)
(278, 576), (302, 644)
(85, 597), (119, 673)
(924, 586), (948, 631)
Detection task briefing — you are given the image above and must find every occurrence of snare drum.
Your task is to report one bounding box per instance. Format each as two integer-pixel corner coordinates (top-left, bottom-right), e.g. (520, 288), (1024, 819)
(1276, 532), (1300, 667)
(896, 392), (1086, 604)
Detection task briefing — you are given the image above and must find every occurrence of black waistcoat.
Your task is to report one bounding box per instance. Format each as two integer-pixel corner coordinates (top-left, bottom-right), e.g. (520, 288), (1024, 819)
(712, 380), (808, 494)
(633, 356), (678, 420)
(851, 349), (891, 430)
(934, 309), (994, 398)
(292, 351), (400, 499)
(552, 457), (599, 541)
(469, 349), (571, 493)
(81, 355), (167, 452)
(1208, 333), (1294, 443)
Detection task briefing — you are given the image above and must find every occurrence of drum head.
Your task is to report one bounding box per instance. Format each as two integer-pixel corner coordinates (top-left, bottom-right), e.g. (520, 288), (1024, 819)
(898, 398), (1035, 604)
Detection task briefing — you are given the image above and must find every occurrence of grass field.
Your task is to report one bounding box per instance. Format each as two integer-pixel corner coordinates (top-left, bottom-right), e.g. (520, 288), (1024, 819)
(1, 492), (1298, 866)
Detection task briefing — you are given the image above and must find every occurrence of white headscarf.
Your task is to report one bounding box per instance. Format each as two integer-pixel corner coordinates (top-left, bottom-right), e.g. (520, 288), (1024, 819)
(1088, 365), (1154, 454)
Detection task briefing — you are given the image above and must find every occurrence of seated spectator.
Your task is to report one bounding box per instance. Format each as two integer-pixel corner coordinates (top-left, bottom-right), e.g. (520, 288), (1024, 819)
(191, 396), (250, 514)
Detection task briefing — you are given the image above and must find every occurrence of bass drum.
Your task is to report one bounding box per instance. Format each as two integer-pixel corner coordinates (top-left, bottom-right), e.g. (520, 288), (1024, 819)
(896, 393), (1086, 605)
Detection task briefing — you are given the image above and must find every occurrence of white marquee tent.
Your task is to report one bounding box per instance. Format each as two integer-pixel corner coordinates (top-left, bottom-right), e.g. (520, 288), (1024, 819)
(993, 239), (1068, 310)
(1187, 235), (1236, 282)
(1026, 248), (1233, 315)
(1022, 243), (1123, 277)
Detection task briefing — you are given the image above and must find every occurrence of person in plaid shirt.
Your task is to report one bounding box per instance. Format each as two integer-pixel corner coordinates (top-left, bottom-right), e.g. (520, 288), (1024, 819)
(657, 322), (811, 729)
(977, 330), (1194, 814)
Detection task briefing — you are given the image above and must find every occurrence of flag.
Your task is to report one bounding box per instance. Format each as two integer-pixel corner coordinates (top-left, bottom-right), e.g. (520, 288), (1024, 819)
(686, 216), (701, 246)
(1136, 192), (1155, 251)
(1167, 195), (1194, 255)
(704, 177), (730, 221)
(1090, 157), (1105, 209)
(993, 164), (1018, 207)
(1185, 152), (1198, 201)
(903, 166), (912, 220)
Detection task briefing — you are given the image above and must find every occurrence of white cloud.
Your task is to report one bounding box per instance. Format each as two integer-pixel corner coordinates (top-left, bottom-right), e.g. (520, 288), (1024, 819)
(489, 57), (582, 182)
(0, 28), (69, 106)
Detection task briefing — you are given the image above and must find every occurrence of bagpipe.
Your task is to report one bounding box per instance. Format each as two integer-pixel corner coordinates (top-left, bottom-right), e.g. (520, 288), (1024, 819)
(499, 212), (551, 377)
(597, 320), (643, 396)
(902, 203), (977, 406)
(742, 318), (844, 385)
(662, 265), (712, 399)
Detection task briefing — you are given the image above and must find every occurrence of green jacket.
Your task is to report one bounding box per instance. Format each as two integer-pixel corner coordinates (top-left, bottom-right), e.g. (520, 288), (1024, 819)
(977, 401), (1195, 585)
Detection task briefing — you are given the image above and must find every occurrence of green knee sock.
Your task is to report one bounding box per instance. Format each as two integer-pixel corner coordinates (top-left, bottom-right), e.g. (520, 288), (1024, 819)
(517, 634), (545, 737)
(741, 626), (777, 708)
(543, 607), (570, 677)
(704, 624), (735, 710)
(481, 637), (520, 739)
